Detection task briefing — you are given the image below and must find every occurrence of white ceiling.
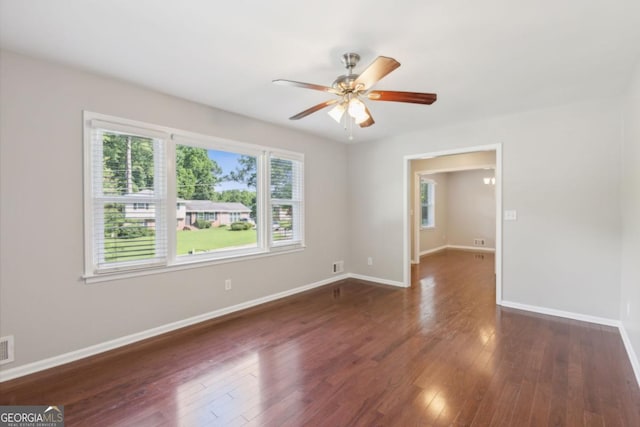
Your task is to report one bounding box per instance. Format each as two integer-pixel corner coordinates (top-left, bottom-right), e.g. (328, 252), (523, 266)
(1, 0), (639, 143)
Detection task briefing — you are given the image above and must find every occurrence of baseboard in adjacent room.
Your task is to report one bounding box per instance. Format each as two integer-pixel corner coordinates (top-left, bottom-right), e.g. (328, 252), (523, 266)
(419, 245), (495, 257)
(446, 245), (496, 253)
(347, 273), (408, 288)
(419, 245), (448, 257)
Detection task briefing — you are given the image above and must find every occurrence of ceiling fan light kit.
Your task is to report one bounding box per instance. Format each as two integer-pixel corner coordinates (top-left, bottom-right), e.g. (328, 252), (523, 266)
(273, 52), (437, 140)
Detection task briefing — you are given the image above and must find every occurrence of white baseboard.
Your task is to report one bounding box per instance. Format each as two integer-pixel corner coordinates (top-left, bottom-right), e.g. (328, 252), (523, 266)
(501, 300), (640, 388)
(0, 274), (348, 383)
(499, 300), (620, 327)
(619, 323), (640, 388)
(418, 245), (495, 257)
(419, 245), (448, 257)
(446, 245), (496, 253)
(347, 273), (409, 288)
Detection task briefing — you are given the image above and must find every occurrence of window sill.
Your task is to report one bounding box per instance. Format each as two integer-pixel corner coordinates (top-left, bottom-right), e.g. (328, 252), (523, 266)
(420, 225), (435, 230)
(84, 245), (305, 284)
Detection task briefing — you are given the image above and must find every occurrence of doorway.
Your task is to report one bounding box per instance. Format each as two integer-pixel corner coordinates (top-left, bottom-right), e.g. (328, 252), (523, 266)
(403, 144), (502, 303)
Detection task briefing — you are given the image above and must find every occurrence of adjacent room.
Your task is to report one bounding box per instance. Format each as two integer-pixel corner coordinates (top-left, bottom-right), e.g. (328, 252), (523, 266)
(1, 1), (639, 425)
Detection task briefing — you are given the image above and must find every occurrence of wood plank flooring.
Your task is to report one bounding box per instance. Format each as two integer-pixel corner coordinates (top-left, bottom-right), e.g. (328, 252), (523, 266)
(1, 250), (639, 426)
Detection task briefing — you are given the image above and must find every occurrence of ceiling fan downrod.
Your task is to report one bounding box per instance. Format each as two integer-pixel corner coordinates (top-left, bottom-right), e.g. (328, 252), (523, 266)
(341, 53), (360, 74)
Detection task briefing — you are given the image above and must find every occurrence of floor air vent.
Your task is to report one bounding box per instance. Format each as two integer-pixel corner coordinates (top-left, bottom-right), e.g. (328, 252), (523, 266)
(0, 336), (14, 365)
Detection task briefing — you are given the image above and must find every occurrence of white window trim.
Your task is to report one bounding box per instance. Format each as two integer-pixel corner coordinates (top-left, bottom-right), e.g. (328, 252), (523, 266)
(83, 111), (305, 283)
(269, 153), (305, 248)
(419, 177), (436, 230)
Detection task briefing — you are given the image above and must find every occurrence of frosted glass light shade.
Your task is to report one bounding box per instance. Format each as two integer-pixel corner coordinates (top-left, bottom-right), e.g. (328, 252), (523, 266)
(328, 103), (346, 123)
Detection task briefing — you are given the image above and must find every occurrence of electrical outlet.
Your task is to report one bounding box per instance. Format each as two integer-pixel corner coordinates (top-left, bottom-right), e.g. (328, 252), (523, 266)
(332, 261), (344, 274)
(224, 279), (232, 291)
(367, 257), (373, 266)
(473, 238), (486, 246)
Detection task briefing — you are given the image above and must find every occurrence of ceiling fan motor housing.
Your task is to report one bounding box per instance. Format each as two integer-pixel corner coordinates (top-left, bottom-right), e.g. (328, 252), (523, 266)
(332, 74), (360, 92)
(333, 53), (362, 92)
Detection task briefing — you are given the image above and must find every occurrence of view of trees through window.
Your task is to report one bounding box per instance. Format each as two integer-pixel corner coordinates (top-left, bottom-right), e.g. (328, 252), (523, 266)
(101, 133), (157, 263)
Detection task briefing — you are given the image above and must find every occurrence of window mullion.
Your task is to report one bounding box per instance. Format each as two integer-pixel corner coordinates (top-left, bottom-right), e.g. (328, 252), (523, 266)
(261, 151), (271, 248)
(93, 129), (105, 269)
(166, 138), (177, 265)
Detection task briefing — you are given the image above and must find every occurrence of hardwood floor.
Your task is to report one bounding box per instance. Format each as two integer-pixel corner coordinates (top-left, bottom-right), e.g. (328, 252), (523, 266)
(1, 250), (639, 426)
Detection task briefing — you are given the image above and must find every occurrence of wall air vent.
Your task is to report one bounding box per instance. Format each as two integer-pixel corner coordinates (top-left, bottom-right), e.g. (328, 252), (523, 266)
(0, 336), (14, 365)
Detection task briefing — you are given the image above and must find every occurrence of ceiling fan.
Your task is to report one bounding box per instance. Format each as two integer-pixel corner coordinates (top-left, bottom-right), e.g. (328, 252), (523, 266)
(273, 53), (437, 137)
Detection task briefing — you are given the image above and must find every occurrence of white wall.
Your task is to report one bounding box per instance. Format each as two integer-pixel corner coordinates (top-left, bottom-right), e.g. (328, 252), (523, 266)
(411, 169), (497, 256)
(0, 51), (349, 372)
(446, 169), (496, 249)
(349, 98), (622, 319)
(620, 58), (640, 376)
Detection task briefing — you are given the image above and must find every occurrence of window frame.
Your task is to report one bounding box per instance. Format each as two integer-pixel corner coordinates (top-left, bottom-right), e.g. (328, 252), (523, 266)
(420, 178), (435, 229)
(83, 112), (305, 283)
(269, 153), (305, 247)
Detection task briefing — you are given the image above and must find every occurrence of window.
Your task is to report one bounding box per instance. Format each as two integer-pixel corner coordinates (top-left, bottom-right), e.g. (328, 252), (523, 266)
(85, 122), (167, 272)
(196, 212), (218, 221)
(84, 112), (304, 278)
(420, 179), (435, 228)
(270, 155), (303, 244)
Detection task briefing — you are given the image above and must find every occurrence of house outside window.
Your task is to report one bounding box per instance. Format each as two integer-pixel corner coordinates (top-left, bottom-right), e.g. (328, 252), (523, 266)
(84, 112), (304, 280)
(420, 178), (435, 228)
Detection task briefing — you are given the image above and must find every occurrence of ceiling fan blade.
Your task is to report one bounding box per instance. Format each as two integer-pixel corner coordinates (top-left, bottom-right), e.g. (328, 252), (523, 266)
(359, 106), (375, 128)
(273, 79), (341, 94)
(353, 56), (401, 90)
(367, 91), (437, 105)
(289, 99), (338, 120)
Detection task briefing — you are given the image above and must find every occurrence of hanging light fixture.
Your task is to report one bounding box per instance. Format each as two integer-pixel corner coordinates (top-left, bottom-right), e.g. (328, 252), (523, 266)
(328, 102), (347, 123)
(347, 97), (370, 124)
(327, 96), (370, 126)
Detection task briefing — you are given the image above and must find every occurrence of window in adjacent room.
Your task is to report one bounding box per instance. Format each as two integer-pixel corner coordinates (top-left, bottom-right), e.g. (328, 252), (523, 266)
(420, 178), (435, 228)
